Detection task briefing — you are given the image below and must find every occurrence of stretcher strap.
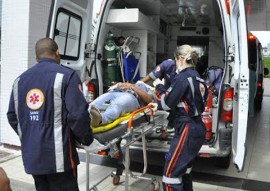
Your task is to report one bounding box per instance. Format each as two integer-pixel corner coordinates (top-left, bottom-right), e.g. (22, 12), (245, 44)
(91, 113), (131, 134)
(91, 104), (154, 134)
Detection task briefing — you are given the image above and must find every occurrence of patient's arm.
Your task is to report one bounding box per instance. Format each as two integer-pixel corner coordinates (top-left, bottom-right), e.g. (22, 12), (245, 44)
(131, 84), (153, 104)
(117, 82), (153, 104)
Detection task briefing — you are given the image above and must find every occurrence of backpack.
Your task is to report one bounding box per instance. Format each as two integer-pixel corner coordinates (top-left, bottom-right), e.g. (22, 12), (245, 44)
(203, 66), (223, 95)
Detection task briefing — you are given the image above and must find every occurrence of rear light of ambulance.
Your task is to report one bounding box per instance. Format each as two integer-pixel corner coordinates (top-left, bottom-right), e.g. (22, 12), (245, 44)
(248, 33), (255, 40)
(225, 0), (230, 15)
(220, 88), (234, 122)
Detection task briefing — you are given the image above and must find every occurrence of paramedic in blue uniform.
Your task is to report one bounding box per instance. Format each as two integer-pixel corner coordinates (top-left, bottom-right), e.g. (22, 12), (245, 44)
(142, 59), (176, 89)
(142, 59), (176, 129)
(155, 45), (208, 191)
(7, 38), (93, 191)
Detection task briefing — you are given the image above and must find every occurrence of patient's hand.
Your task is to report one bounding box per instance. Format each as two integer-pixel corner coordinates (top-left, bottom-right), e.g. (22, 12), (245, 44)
(117, 82), (133, 90)
(108, 83), (119, 91)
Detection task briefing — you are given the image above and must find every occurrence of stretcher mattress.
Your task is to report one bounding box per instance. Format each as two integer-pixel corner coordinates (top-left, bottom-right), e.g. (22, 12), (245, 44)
(93, 114), (149, 145)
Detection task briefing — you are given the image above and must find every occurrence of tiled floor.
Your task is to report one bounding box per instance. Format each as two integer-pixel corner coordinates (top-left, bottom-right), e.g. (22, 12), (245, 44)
(1, 79), (270, 191)
(0, 155), (248, 191)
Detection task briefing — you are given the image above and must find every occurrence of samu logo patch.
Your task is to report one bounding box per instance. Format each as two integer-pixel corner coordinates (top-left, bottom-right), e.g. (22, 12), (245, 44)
(26, 88), (44, 110)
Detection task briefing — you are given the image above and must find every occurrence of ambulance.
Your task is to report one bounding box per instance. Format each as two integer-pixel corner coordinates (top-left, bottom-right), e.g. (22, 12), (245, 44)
(247, 32), (268, 114)
(48, 0), (249, 171)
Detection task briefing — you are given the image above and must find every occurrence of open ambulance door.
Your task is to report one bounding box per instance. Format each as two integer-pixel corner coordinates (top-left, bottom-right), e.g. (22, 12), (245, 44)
(47, 0), (103, 82)
(230, 0), (249, 172)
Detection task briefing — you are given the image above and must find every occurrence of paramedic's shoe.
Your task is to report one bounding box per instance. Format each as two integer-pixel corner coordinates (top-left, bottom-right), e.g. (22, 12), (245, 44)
(90, 106), (102, 127)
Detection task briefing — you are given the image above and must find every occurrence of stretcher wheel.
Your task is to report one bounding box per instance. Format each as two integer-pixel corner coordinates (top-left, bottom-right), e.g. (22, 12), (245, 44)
(112, 175), (120, 185)
(152, 180), (160, 191)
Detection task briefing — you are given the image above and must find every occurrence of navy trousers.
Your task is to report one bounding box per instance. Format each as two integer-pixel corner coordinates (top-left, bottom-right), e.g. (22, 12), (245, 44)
(162, 120), (205, 191)
(33, 168), (79, 191)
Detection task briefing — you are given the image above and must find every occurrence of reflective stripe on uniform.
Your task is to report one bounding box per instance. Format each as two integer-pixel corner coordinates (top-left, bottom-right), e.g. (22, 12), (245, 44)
(177, 101), (186, 108)
(13, 77), (22, 139)
(166, 124), (189, 177)
(161, 94), (170, 110)
(149, 72), (157, 80)
(196, 76), (205, 83)
(187, 77), (198, 115)
(54, 73), (64, 172)
(185, 167), (192, 174)
(162, 175), (182, 184)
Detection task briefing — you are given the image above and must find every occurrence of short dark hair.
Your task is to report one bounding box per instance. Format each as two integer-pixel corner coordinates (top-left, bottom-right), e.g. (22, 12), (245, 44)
(35, 38), (58, 58)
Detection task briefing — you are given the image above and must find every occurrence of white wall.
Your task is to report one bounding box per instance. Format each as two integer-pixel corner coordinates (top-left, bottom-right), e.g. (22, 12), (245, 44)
(0, 0), (51, 146)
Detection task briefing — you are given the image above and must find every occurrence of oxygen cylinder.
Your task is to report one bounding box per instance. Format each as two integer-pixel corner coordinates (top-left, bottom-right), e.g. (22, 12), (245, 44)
(104, 31), (117, 62)
(103, 31), (122, 87)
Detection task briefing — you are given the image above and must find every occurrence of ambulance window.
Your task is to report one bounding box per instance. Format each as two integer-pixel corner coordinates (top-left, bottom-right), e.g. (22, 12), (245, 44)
(53, 8), (82, 60)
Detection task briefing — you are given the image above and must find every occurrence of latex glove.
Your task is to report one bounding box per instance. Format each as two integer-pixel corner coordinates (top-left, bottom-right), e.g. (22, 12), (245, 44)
(83, 139), (105, 153)
(150, 103), (158, 111)
(153, 78), (164, 87)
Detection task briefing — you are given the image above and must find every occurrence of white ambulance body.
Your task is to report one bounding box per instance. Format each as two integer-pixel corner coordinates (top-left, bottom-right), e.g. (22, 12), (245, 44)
(48, 0), (249, 171)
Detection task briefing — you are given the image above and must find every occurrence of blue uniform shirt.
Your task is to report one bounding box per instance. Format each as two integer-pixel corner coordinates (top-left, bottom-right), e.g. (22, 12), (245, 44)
(149, 59), (176, 89)
(156, 67), (208, 123)
(7, 58), (93, 175)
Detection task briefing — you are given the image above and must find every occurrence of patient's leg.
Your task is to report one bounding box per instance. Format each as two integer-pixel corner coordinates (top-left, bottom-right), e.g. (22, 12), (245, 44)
(90, 92), (113, 109)
(101, 92), (140, 124)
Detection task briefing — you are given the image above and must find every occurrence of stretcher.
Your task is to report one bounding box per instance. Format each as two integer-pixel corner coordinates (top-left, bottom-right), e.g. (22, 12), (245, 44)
(83, 104), (166, 191)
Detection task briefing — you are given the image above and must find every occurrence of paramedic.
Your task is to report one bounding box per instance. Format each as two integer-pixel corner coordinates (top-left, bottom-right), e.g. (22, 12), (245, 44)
(7, 38), (93, 191)
(155, 45), (207, 191)
(141, 59), (176, 89)
(142, 59), (175, 130)
(89, 81), (155, 126)
(142, 59), (176, 130)
(142, 51), (198, 131)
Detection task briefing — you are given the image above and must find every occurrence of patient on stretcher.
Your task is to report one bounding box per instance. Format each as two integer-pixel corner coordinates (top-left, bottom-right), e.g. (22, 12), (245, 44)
(89, 81), (155, 127)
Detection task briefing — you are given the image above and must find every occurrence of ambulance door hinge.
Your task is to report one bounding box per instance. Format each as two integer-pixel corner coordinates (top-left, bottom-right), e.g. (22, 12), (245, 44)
(84, 43), (95, 59)
(227, 45), (235, 63)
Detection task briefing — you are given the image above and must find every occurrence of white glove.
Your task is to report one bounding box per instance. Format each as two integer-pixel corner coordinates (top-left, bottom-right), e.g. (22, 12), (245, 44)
(83, 139), (105, 153)
(153, 78), (164, 87)
(151, 103), (158, 111)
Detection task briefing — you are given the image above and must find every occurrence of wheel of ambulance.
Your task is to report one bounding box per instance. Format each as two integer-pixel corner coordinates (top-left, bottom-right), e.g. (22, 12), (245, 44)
(112, 175), (120, 185)
(152, 180), (160, 191)
(215, 153), (231, 169)
(255, 98), (262, 110)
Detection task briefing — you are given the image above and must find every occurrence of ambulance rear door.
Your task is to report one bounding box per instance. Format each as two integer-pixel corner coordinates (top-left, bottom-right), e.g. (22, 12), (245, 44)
(230, 0), (249, 172)
(47, 0), (104, 82)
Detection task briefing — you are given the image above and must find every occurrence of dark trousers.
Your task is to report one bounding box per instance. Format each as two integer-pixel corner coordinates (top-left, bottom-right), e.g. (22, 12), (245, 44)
(162, 121), (205, 191)
(33, 168), (79, 191)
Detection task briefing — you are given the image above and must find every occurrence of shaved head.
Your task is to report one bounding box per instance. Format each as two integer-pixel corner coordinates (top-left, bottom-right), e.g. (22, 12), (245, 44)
(35, 38), (59, 61)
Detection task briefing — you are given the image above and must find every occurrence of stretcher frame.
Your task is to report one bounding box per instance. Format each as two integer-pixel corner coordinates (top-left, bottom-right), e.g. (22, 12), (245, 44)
(84, 104), (164, 191)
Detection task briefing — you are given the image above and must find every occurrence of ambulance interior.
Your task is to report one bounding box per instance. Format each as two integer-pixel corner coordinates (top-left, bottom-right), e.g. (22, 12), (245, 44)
(98, 0), (226, 144)
(101, 0), (225, 76)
